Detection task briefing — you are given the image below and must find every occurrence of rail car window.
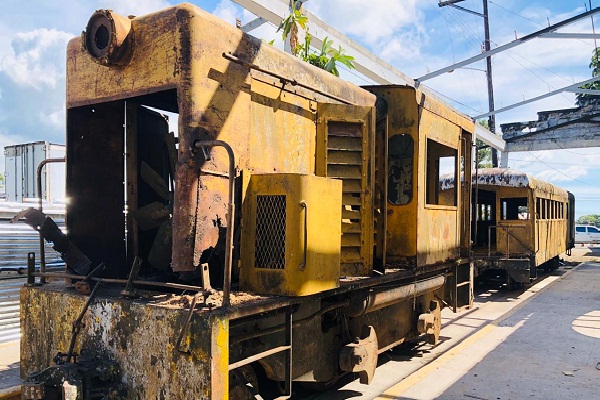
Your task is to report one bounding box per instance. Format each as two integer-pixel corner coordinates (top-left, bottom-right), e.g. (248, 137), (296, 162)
(477, 204), (492, 221)
(539, 198), (546, 219)
(426, 139), (457, 206)
(388, 134), (413, 205)
(501, 197), (528, 220)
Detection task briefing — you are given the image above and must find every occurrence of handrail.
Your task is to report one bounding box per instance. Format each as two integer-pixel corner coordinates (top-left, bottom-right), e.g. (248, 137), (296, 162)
(37, 157), (66, 284)
(194, 140), (236, 307)
(299, 201), (307, 270)
(488, 225), (532, 258)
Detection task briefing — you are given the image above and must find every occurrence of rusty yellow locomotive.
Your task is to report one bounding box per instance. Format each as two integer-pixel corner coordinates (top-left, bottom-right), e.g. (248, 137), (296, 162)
(20, 4), (477, 399)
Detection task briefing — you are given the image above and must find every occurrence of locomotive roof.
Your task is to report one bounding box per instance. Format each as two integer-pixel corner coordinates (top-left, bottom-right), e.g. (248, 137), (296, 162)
(475, 168), (568, 196)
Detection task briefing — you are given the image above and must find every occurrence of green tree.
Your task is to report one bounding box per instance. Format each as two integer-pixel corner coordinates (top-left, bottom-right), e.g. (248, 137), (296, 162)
(576, 48), (600, 106)
(276, 0), (307, 56)
(277, 1), (355, 77)
(577, 214), (600, 226)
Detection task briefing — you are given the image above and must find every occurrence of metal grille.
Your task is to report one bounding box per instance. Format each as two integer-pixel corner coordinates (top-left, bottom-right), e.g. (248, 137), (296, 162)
(255, 195), (286, 269)
(326, 121), (364, 265)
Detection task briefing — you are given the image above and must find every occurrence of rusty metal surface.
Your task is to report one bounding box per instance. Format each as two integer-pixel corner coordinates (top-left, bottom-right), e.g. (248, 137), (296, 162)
(366, 86), (470, 267)
(22, 4), (490, 397)
(67, 3), (376, 274)
(21, 285), (229, 399)
(475, 168), (569, 197)
(339, 326), (378, 384)
(84, 10), (134, 66)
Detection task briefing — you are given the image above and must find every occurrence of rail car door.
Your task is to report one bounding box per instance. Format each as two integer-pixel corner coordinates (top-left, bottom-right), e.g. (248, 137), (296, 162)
(473, 189), (496, 249)
(316, 104), (374, 277)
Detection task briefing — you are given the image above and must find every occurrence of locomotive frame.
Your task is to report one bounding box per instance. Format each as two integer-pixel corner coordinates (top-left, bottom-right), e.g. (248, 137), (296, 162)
(19, 4), (482, 399)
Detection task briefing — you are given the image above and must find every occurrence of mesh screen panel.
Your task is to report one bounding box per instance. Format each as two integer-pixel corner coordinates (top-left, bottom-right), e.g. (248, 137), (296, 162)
(255, 195), (286, 269)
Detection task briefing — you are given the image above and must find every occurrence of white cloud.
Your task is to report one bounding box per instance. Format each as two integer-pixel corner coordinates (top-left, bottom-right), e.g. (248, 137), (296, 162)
(309, 0), (423, 46)
(212, 0), (240, 27)
(43, 106), (66, 130)
(536, 165), (588, 182)
(0, 28), (73, 90)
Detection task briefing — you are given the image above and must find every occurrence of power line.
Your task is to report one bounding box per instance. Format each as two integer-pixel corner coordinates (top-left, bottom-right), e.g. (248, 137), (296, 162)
(426, 86), (485, 114)
(488, 1), (543, 27)
(520, 151), (600, 187)
(497, 46), (575, 104)
(508, 158), (599, 166)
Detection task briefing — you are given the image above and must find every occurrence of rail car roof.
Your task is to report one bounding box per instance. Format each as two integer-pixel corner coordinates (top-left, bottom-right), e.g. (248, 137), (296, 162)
(441, 168), (568, 197)
(475, 168), (568, 197)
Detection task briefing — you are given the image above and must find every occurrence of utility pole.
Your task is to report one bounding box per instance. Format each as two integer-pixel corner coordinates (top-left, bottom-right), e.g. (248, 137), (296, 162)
(483, 0), (498, 166)
(439, 0), (498, 166)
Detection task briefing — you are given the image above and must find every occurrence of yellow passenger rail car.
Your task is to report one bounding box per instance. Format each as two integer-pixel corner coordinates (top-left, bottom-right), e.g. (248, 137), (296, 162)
(18, 4), (475, 399)
(472, 168), (575, 289)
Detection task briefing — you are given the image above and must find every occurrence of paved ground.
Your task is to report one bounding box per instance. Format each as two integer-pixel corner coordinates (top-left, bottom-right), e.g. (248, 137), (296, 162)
(385, 262), (600, 399)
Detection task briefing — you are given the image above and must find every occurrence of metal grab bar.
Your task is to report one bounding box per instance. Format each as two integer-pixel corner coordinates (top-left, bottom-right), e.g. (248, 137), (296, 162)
(37, 157), (66, 284)
(299, 201), (307, 270)
(488, 225), (531, 258)
(194, 140), (236, 307)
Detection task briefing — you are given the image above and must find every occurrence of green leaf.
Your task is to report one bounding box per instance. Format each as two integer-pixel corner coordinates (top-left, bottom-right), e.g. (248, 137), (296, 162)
(295, 14), (308, 30)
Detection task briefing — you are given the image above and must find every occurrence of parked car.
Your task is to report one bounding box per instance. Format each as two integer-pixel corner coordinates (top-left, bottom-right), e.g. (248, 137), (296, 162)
(575, 225), (600, 244)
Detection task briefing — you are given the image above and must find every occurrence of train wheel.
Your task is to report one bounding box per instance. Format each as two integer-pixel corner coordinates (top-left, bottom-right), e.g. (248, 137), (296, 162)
(426, 300), (441, 345)
(551, 256), (560, 271)
(506, 275), (516, 291)
(229, 365), (260, 399)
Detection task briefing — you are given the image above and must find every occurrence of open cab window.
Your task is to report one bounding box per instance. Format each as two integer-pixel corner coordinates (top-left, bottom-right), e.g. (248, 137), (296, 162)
(426, 139), (457, 206)
(501, 197), (528, 220)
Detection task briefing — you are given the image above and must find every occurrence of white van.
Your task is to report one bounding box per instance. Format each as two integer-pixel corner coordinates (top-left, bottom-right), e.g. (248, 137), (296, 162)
(575, 225), (600, 244)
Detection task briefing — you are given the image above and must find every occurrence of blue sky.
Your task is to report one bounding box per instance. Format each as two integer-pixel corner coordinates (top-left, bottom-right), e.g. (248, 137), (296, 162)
(0, 0), (599, 217)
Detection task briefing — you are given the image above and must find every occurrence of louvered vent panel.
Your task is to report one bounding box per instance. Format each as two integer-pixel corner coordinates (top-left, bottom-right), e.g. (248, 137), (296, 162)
(254, 195), (286, 269)
(326, 121), (364, 266)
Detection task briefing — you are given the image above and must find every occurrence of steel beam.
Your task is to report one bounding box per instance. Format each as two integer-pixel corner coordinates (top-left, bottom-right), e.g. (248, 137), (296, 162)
(539, 32), (600, 39)
(241, 17), (268, 33)
(506, 134), (600, 152)
(501, 104), (600, 152)
(231, 0), (413, 85)
(474, 77), (600, 119)
(416, 7), (600, 83)
(475, 124), (505, 150)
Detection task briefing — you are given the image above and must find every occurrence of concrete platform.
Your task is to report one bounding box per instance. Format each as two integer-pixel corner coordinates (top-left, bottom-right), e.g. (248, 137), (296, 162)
(380, 261), (600, 399)
(0, 340), (20, 399)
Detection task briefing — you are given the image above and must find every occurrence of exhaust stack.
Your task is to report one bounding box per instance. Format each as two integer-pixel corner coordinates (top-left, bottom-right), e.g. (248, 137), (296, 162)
(83, 10), (134, 66)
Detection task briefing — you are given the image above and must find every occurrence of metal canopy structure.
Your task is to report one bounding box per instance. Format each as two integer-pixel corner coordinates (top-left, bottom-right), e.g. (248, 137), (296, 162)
(230, 0), (508, 148)
(475, 77), (600, 119)
(232, 0), (414, 85)
(231, 1), (600, 154)
(501, 104), (600, 151)
(416, 6), (600, 84)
